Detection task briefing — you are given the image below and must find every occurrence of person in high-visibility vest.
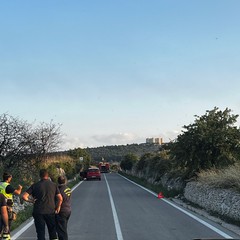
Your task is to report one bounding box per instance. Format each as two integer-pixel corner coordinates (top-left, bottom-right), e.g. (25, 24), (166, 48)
(56, 176), (72, 240)
(0, 193), (10, 239)
(0, 173), (22, 233)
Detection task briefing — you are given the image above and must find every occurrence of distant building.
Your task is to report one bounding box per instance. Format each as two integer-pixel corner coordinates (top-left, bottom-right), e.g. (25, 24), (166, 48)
(146, 137), (163, 145)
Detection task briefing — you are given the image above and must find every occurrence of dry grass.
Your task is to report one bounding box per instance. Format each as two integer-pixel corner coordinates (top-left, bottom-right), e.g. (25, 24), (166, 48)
(41, 155), (74, 166)
(197, 163), (240, 192)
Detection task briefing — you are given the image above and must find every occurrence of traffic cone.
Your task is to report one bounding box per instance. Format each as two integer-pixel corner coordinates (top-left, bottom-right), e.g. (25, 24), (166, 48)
(157, 192), (164, 199)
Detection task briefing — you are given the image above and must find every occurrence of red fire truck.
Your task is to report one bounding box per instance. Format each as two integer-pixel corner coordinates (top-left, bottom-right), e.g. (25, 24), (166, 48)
(98, 162), (110, 173)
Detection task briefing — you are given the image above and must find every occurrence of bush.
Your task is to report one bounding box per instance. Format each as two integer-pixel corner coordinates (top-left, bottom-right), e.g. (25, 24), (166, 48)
(170, 107), (240, 178)
(59, 161), (76, 179)
(197, 164), (240, 192)
(47, 164), (59, 183)
(120, 153), (138, 171)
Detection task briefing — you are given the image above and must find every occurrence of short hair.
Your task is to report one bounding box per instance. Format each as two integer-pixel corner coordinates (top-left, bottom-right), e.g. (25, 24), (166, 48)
(39, 169), (48, 178)
(3, 173), (12, 181)
(58, 176), (66, 185)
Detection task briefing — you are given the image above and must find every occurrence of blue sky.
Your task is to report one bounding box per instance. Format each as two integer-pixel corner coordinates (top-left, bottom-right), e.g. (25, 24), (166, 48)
(1, 1), (240, 149)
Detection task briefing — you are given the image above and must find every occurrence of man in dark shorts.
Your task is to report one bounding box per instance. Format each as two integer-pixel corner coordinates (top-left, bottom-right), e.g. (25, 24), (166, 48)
(22, 169), (63, 240)
(0, 172), (22, 232)
(56, 176), (72, 240)
(0, 193), (10, 239)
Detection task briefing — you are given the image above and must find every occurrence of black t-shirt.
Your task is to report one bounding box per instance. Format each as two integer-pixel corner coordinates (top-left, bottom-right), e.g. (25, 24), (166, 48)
(26, 179), (60, 214)
(6, 185), (15, 194)
(0, 194), (7, 208)
(58, 185), (71, 214)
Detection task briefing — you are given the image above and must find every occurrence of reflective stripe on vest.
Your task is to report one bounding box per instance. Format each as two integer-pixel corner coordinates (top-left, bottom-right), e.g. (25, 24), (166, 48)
(0, 182), (12, 200)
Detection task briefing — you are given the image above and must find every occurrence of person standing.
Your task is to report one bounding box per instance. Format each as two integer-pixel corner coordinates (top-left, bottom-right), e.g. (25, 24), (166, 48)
(22, 169), (63, 240)
(0, 193), (10, 240)
(0, 173), (22, 232)
(56, 176), (72, 240)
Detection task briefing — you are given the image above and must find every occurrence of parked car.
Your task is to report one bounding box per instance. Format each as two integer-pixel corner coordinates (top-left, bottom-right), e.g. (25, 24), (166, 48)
(86, 168), (101, 181)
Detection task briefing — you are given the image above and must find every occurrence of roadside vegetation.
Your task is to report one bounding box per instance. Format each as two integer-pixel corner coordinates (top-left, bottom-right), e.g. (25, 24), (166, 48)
(85, 143), (160, 162)
(120, 107), (240, 194)
(197, 163), (240, 192)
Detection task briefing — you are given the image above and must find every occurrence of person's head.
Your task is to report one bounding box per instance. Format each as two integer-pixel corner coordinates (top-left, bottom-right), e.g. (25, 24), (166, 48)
(3, 172), (12, 183)
(58, 176), (66, 185)
(39, 169), (49, 179)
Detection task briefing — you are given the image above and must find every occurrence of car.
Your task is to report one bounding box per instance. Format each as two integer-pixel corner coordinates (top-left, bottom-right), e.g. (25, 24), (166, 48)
(86, 168), (101, 181)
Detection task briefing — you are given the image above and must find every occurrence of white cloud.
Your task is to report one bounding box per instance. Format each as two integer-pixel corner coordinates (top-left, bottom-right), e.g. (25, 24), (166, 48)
(59, 130), (181, 150)
(91, 133), (143, 145)
(60, 136), (86, 150)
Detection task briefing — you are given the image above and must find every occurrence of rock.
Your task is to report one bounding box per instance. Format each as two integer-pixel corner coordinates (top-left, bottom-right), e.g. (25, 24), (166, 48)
(184, 182), (240, 221)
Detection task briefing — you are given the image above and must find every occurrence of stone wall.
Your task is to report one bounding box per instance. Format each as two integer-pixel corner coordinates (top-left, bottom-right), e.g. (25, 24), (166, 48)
(184, 182), (240, 221)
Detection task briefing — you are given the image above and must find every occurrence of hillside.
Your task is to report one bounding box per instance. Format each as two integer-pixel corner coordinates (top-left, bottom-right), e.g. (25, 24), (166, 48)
(85, 143), (161, 162)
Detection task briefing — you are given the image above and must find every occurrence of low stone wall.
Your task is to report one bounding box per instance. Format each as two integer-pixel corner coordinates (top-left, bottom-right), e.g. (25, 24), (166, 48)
(184, 182), (240, 221)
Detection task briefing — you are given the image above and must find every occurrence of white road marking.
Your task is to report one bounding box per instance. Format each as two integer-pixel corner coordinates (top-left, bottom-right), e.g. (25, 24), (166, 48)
(11, 220), (35, 240)
(12, 180), (84, 240)
(119, 174), (233, 239)
(104, 174), (124, 240)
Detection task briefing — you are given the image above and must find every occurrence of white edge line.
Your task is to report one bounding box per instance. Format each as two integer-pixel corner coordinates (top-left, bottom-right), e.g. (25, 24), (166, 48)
(118, 174), (233, 239)
(104, 174), (124, 240)
(12, 180), (84, 240)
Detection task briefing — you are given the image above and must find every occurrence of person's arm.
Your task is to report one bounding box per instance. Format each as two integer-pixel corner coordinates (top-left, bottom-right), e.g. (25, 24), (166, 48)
(14, 184), (23, 195)
(1, 206), (9, 232)
(55, 193), (63, 214)
(22, 192), (36, 203)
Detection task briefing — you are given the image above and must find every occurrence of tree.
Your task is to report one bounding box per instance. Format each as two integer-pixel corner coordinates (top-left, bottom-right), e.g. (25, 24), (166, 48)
(68, 148), (91, 171)
(136, 153), (155, 171)
(0, 114), (62, 173)
(170, 107), (240, 177)
(33, 121), (62, 155)
(120, 153), (138, 171)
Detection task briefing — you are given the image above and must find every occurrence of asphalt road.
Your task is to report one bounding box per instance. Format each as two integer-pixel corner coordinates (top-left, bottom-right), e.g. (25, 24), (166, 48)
(13, 173), (240, 240)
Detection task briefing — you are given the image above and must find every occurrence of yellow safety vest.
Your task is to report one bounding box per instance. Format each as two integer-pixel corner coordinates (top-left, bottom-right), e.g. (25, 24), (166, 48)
(0, 182), (13, 200)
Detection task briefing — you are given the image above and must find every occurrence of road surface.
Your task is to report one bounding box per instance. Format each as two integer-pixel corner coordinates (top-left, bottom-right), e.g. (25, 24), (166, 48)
(13, 173), (239, 240)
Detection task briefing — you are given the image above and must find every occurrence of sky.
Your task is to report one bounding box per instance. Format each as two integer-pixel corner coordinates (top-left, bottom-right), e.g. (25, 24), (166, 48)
(1, 1), (240, 150)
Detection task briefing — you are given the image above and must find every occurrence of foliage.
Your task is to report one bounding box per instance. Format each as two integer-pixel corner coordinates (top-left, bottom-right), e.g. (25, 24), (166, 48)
(135, 151), (172, 180)
(170, 107), (240, 177)
(0, 113), (62, 173)
(85, 143), (160, 162)
(68, 148), (91, 171)
(120, 153), (138, 171)
(110, 163), (120, 172)
(47, 164), (60, 182)
(39, 154), (78, 182)
(136, 153), (155, 171)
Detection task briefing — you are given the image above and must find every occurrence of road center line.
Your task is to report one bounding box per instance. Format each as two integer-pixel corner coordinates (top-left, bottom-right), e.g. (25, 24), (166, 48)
(104, 174), (124, 240)
(12, 180), (84, 240)
(119, 174), (233, 239)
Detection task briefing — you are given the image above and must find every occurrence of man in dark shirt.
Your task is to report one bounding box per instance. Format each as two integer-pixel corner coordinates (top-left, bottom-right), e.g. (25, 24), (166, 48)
(22, 169), (63, 240)
(0, 193), (10, 239)
(56, 176), (72, 240)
